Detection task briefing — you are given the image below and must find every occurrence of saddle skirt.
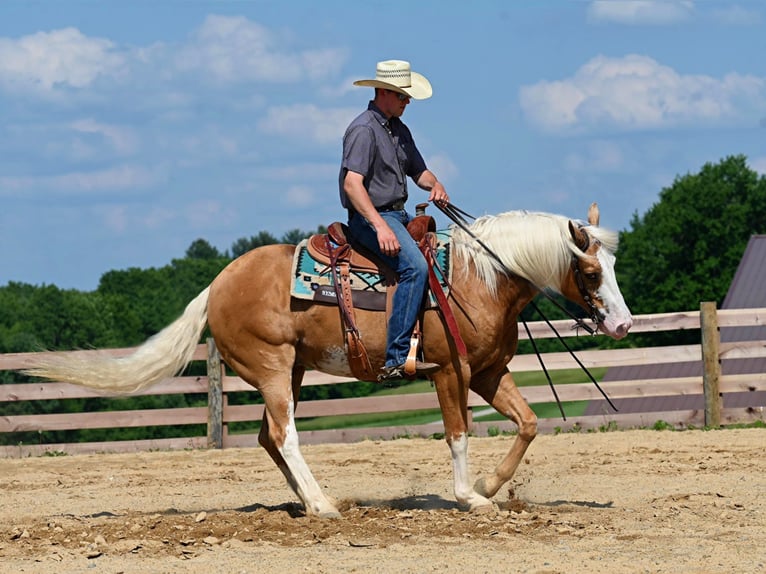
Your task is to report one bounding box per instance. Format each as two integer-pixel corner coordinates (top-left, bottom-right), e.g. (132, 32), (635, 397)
(290, 222), (453, 311)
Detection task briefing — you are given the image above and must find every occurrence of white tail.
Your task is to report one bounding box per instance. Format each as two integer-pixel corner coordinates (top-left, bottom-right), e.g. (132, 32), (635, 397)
(24, 286), (211, 394)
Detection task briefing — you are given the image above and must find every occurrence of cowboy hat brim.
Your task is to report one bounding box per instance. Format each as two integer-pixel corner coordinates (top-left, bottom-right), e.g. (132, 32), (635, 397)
(353, 71), (432, 100)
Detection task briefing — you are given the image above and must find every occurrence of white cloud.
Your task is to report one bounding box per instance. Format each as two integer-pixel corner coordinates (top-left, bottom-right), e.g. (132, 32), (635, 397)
(184, 199), (237, 228)
(141, 206), (176, 229)
(96, 201), (226, 234)
(0, 15), (349, 99)
(425, 154), (459, 186)
(283, 185), (316, 208)
(70, 119), (139, 155)
(258, 162), (338, 182)
(174, 127), (241, 159)
(519, 54), (766, 132)
(175, 15), (348, 84)
(588, 1), (694, 25)
(0, 27), (124, 92)
(321, 75), (366, 99)
(563, 141), (626, 173)
(50, 165), (159, 192)
(0, 164), (161, 196)
(710, 5), (762, 26)
(258, 104), (358, 145)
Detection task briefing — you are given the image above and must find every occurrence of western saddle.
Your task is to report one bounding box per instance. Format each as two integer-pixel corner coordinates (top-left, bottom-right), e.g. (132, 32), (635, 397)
(305, 204), (466, 382)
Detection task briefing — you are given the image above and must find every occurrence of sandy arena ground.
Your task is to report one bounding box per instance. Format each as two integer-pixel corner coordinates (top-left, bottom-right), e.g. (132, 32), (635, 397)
(1, 428), (765, 574)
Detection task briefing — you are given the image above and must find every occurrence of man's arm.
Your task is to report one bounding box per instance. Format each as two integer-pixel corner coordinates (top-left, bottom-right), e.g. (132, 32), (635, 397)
(416, 169), (450, 205)
(343, 171), (401, 256)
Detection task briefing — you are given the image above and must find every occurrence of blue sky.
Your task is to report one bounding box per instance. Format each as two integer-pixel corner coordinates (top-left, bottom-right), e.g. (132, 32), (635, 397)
(1, 0), (764, 291)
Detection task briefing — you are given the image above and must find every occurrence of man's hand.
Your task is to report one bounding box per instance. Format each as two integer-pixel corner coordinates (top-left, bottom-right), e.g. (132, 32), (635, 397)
(344, 171), (400, 256)
(418, 169), (449, 206)
(375, 220), (400, 256)
(428, 180), (449, 206)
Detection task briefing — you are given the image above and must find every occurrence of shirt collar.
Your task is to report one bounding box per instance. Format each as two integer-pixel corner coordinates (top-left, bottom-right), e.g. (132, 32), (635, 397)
(368, 101), (393, 129)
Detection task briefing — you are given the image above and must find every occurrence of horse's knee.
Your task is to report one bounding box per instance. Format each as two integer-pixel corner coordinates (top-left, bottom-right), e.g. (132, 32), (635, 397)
(518, 411), (538, 442)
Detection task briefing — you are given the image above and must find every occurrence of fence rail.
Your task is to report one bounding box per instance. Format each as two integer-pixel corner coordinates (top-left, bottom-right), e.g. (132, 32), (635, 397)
(1, 303), (765, 457)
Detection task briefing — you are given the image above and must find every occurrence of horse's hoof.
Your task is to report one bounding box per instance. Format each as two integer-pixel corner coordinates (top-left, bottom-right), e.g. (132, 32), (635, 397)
(469, 501), (496, 515)
(459, 491), (493, 513)
(473, 476), (490, 498)
(306, 501), (342, 519)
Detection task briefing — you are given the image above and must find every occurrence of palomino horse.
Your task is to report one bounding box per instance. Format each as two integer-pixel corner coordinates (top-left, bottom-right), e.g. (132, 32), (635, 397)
(26, 203), (632, 518)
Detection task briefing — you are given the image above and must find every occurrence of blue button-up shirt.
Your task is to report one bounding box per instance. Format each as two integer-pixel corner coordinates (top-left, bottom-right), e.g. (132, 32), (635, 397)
(339, 102), (427, 212)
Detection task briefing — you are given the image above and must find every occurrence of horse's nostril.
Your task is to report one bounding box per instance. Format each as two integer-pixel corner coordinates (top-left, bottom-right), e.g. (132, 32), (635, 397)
(615, 322), (631, 338)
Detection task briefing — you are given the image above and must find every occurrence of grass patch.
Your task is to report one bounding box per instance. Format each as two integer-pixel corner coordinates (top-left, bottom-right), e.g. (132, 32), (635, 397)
(474, 400), (590, 421)
(230, 368), (609, 435)
(295, 408), (442, 431)
(512, 367), (608, 387)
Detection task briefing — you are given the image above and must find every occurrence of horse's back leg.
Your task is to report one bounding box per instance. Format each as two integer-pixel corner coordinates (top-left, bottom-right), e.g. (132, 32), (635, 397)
(237, 351), (341, 518)
(472, 371), (537, 498)
(432, 366), (494, 511)
(255, 363), (321, 503)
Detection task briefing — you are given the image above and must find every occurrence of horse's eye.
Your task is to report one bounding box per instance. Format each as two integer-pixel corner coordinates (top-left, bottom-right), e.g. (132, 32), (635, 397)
(586, 273), (599, 282)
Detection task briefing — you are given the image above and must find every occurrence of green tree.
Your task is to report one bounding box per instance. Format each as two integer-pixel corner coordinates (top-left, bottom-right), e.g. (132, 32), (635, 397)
(230, 231), (279, 257)
(0, 283), (120, 352)
(97, 267), (173, 343)
(280, 228), (309, 245)
(185, 238), (223, 260)
(617, 155), (766, 317)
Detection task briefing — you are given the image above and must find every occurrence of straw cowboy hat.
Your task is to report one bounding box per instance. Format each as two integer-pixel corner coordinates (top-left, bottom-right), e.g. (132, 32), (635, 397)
(353, 60), (433, 100)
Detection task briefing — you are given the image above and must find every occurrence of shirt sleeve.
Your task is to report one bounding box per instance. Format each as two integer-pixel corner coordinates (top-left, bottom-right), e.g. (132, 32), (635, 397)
(407, 145), (427, 182)
(399, 124), (427, 181)
(341, 124), (375, 178)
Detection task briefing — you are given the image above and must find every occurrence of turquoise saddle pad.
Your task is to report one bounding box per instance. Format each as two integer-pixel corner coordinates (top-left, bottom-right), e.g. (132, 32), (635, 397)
(290, 230), (453, 310)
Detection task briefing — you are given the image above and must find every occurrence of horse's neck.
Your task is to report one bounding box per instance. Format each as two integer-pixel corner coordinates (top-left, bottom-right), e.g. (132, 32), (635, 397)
(452, 254), (536, 329)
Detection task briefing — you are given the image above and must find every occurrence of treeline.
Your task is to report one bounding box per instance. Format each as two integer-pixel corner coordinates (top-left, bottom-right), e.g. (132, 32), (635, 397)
(3, 155), (766, 445)
(1, 227), (329, 356)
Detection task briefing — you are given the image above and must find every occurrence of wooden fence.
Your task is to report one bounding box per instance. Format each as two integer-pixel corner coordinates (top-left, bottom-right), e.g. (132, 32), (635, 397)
(1, 302), (765, 457)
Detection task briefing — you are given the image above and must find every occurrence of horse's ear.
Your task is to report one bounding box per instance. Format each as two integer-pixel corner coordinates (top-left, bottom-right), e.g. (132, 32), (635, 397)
(588, 202), (600, 227)
(569, 221), (590, 252)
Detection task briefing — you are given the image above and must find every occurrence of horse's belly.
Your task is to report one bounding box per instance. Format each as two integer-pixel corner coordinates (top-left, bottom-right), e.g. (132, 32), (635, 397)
(304, 344), (355, 378)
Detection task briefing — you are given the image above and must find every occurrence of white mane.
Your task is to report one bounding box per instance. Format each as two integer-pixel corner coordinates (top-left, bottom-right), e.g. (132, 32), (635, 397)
(450, 210), (619, 298)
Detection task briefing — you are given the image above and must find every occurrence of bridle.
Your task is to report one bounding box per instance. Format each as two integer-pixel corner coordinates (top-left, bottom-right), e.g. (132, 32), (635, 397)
(570, 231), (605, 328)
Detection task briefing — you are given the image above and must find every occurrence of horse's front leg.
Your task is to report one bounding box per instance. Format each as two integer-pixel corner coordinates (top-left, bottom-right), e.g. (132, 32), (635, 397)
(432, 368), (494, 512)
(473, 370), (537, 499)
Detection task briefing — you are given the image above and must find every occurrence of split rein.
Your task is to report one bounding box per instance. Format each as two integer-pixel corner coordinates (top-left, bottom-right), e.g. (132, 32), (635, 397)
(434, 202), (617, 418)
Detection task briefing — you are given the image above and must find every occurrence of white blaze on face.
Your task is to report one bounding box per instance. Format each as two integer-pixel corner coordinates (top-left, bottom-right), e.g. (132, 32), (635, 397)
(595, 248), (633, 339)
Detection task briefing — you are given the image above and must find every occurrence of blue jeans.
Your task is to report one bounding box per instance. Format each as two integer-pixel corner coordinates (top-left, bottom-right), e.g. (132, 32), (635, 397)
(348, 210), (429, 368)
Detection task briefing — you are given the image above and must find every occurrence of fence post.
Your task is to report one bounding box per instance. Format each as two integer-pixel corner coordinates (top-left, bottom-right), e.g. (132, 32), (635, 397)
(700, 301), (722, 428)
(207, 338), (224, 448)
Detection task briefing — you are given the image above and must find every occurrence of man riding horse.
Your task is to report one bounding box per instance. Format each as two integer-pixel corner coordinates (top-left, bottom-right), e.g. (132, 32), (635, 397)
(339, 59), (448, 383)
